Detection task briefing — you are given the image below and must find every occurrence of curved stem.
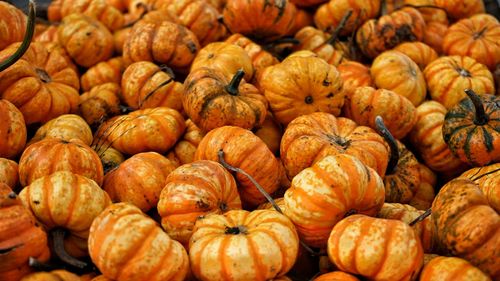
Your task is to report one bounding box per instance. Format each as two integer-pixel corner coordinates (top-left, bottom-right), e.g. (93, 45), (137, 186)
(51, 228), (88, 269)
(325, 10), (353, 45)
(225, 69), (245, 96)
(375, 116), (399, 174)
(464, 89), (488, 125)
(0, 0), (36, 72)
(29, 257), (57, 271)
(409, 208), (431, 226)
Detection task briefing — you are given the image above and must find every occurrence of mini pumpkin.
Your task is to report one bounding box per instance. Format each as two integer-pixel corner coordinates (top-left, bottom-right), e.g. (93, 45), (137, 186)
(166, 119), (204, 166)
(292, 26), (347, 66)
(0, 158), (19, 190)
(420, 256), (492, 281)
(404, 0), (449, 25)
(81, 57), (125, 92)
(253, 113), (283, 156)
(28, 114), (93, 146)
(91, 144), (125, 174)
(460, 163), (500, 212)
(336, 61), (374, 96)
(34, 25), (59, 44)
(0, 100), (27, 160)
(434, 0), (485, 20)
(423, 21), (448, 54)
(112, 27), (130, 54)
(79, 82), (122, 128)
(0, 1), (28, 50)
(20, 270), (81, 281)
(393, 41), (439, 70)
(409, 164), (436, 210)
(313, 271), (360, 281)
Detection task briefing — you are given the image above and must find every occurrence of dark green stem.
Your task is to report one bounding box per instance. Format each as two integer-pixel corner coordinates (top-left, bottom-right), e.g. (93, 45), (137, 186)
(325, 10), (353, 45)
(464, 89), (488, 125)
(409, 208), (431, 226)
(52, 228), (88, 269)
(225, 69), (245, 96)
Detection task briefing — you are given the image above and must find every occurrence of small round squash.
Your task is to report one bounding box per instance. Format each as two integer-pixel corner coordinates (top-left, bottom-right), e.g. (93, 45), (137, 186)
(0, 100), (27, 159)
(420, 256), (492, 281)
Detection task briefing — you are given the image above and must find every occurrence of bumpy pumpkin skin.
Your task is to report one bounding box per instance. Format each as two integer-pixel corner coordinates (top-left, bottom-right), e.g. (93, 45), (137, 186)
(58, 14), (114, 68)
(327, 215), (424, 281)
(81, 57), (125, 92)
(442, 93), (500, 167)
(337, 61), (374, 96)
(393, 42), (439, 70)
(19, 138), (104, 187)
(314, 271), (360, 281)
(253, 113), (283, 156)
(0, 184), (50, 281)
(443, 14), (500, 71)
(34, 25), (59, 44)
(423, 21), (448, 54)
(284, 154), (385, 248)
(28, 114), (93, 146)
(260, 55), (345, 125)
(121, 61), (183, 112)
(79, 82), (122, 128)
(404, 0), (449, 25)
(89, 203), (190, 281)
(103, 152), (177, 212)
(223, 0), (297, 41)
(420, 256), (492, 281)
(166, 119), (204, 166)
(281, 112), (389, 179)
(0, 42), (80, 125)
(189, 209), (299, 281)
(0, 2), (28, 50)
(0, 100), (27, 160)
(431, 179), (499, 279)
(434, 0), (485, 20)
(92, 144), (125, 174)
(409, 164), (436, 210)
(371, 50), (427, 106)
(0, 158), (19, 190)
(424, 56), (494, 109)
(292, 26), (347, 67)
(20, 270), (82, 281)
(158, 160), (242, 245)
(194, 126), (281, 208)
(460, 163), (500, 213)
(112, 27), (130, 54)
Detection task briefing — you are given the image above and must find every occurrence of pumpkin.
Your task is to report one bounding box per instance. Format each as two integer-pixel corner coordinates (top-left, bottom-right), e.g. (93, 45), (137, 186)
(409, 101), (468, 175)
(253, 113), (283, 156)
(121, 61), (183, 112)
(222, 0), (297, 41)
(286, 7), (314, 36)
(158, 160), (242, 245)
(189, 209), (299, 280)
(371, 50), (427, 106)
(356, 7), (426, 59)
(327, 215), (424, 280)
(79, 83), (122, 128)
(422, 21), (448, 54)
(194, 126), (281, 208)
(0, 42), (80, 125)
(166, 119), (204, 166)
(183, 67), (267, 133)
(403, 0), (449, 25)
(460, 163), (500, 212)
(393, 42), (439, 70)
(0, 100), (27, 160)
(48, 0), (124, 31)
(0, 184), (50, 281)
(443, 14), (500, 71)
(434, 0), (485, 20)
(409, 164), (436, 210)
(342, 86), (417, 139)
(103, 152), (177, 212)
(284, 154), (385, 248)
(290, 0), (327, 7)
(92, 144), (125, 174)
(88, 203), (190, 281)
(90, 276), (113, 281)
(0, 158), (18, 190)
(314, 0), (380, 35)
(190, 42), (254, 82)
(94, 107), (185, 155)
(292, 26), (346, 67)
(18, 138), (104, 187)
(442, 89), (499, 166)
(431, 178), (499, 279)
(420, 256), (492, 281)
(81, 57), (125, 92)
(0, 1), (28, 50)
(28, 114), (93, 146)
(20, 270), (81, 281)
(337, 61), (374, 96)
(260, 55), (345, 125)
(424, 56), (495, 109)
(34, 25), (59, 44)
(112, 27), (130, 54)
(280, 112), (389, 179)
(314, 271), (361, 281)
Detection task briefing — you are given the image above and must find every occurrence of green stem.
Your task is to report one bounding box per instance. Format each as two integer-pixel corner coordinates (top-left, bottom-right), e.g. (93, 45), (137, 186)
(325, 10), (353, 45)
(409, 208), (431, 226)
(51, 228), (88, 269)
(225, 69), (245, 96)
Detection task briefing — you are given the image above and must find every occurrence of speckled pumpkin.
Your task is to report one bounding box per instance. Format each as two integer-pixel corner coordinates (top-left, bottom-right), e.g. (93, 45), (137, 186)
(434, 0), (485, 20)
(420, 256), (492, 281)
(20, 270), (82, 281)
(409, 164), (436, 210)
(166, 119), (205, 166)
(460, 163), (500, 213)
(0, 1), (28, 50)
(0, 158), (19, 190)
(393, 42), (439, 70)
(337, 61), (374, 96)
(79, 82), (122, 128)
(292, 26), (347, 67)
(28, 114), (93, 146)
(0, 100), (27, 160)
(81, 57), (125, 92)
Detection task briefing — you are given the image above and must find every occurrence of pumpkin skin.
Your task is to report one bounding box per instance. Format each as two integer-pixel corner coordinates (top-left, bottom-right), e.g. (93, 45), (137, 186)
(314, 0), (380, 35)
(0, 1), (27, 50)
(290, 0), (327, 7)
(20, 270), (81, 281)
(460, 163), (500, 212)
(222, 0), (297, 41)
(94, 107), (186, 155)
(158, 160), (242, 245)
(92, 144), (125, 174)
(34, 25), (59, 44)
(0, 42), (80, 125)
(286, 7), (314, 36)
(121, 61), (183, 112)
(189, 209), (299, 281)
(112, 27), (130, 55)
(424, 56), (495, 109)
(103, 152), (177, 212)
(443, 14), (500, 71)
(260, 55), (345, 125)
(19, 171), (111, 256)
(0, 184), (50, 281)
(0, 158), (19, 190)
(393, 42), (439, 70)
(28, 114), (93, 146)
(280, 112), (389, 179)
(327, 215), (424, 281)
(194, 126), (281, 208)
(253, 113), (283, 156)
(292, 26), (346, 67)
(314, 271), (360, 281)
(442, 91), (499, 167)
(343, 87), (417, 139)
(404, 0), (448, 25)
(371, 50), (427, 106)
(18, 138), (104, 187)
(356, 7), (426, 59)
(81, 57), (125, 92)
(183, 67), (267, 133)
(79, 83), (122, 128)
(423, 22), (448, 54)
(420, 256), (492, 281)
(409, 164), (436, 210)
(58, 14), (114, 68)
(431, 178), (499, 279)
(284, 154), (385, 248)
(434, 0), (485, 20)
(0, 100), (27, 160)
(88, 203), (190, 281)
(166, 119), (204, 166)
(337, 61), (374, 96)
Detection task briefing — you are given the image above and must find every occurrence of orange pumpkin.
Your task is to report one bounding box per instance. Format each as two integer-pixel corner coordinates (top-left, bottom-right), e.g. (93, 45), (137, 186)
(393, 42), (439, 70)
(81, 57), (125, 92)
(403, 0), (449, 25)
(189, 209), (299, 280)
(290, 0), (327, 7)
(336, 61), (374, 96)
(112, 27), (130, 54)
(409, 164), (436, 210)
(79, 82), (122, 128)
(434, 0), (485, 19)
(420, 256), (492, 281)
(89, 203), (190, 281)
(0, 1), (28, 50)
(284, 154), (385, 248)
(292, 26), (346, 67)
(0, 158), (18, 190)
(314, 271), (360, 281)
(20, 270), (81, 281)
(28, 114), (93, 146)
(0, 100), (27, 160)
(253, 113), (283, 156)
(423, 21), (448, 54)
(34, 25), (59, 44)
(327, 215), (424, 280)
(286, 7), (314, 36)
(166, 119), (204, 166)
(460, 163), (500, 212)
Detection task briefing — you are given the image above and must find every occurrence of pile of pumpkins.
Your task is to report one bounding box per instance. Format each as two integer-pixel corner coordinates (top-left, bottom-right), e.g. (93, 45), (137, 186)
(0, 0), (499, 280)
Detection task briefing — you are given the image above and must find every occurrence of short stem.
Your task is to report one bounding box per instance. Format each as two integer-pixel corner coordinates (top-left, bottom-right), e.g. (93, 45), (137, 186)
(464, 89), (488, 125)
(225, 70), (245, 96)
(51, 228), (88, 269)
(375, 116), (399, 174)
(0, 0), (36, 72)
(325, 10), (353, 45)
(8, 192), (17, 199)
(409, 208), (431, 226)
(29, 257), (58, 271)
